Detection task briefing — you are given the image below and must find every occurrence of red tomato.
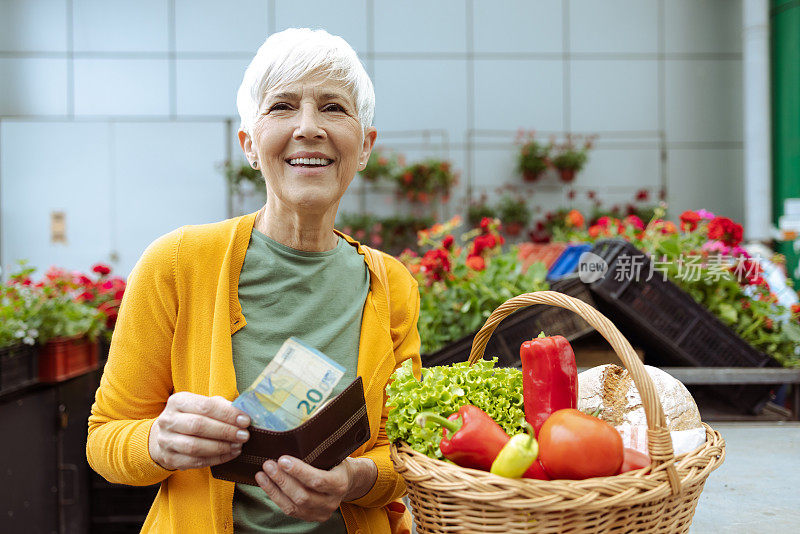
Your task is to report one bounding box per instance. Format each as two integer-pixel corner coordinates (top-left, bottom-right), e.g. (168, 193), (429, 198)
(538, 409), (623, 479)
(618, 447), (650, 474)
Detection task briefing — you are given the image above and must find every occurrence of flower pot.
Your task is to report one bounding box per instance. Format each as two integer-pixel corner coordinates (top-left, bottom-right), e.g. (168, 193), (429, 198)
(522, 170), (543, 183)
(38, 335), (99, 383)
(0, 343), (38, 396)
(505, 222), (524, 236)
(558, 168), (577, 183)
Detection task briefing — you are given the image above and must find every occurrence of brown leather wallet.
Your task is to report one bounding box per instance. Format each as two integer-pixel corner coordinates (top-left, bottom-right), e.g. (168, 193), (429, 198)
(211, 376), (371, 486)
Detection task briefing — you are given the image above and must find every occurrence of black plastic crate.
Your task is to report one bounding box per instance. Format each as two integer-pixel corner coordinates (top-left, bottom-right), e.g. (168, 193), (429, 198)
(422, 275), (596, 368)
(587, 239), (778, 414)
(0, 343), (38, 397)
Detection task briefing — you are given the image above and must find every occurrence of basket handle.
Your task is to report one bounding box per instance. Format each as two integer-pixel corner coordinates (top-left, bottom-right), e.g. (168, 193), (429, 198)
(467, 290), (682, 494)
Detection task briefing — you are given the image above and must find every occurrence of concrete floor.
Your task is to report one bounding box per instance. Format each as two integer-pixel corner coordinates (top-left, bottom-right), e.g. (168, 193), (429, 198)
(690, 422), (800, 533)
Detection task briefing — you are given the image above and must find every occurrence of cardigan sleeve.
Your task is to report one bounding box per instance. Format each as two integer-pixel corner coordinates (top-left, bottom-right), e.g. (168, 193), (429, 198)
(86, 229), (182, 486)
(349, 263), (422, 508)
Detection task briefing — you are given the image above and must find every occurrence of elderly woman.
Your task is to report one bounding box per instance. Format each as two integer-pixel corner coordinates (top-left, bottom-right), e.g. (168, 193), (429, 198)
(87, 28), (421, 534)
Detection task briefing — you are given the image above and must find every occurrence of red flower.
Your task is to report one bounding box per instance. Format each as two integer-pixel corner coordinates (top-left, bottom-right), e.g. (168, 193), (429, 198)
(75, 274), (93, 287)
(624, 215), (645, 231)
(707, 217), (743, 247)
(442, 234), (455, 250)
(466, 255), (486, 271)
(76, 290), (94, 302)
(420, 249), (451, 281)
(588, 225), (602, 238)
(92, 263), (112, 276)
(403, 172), (413, 185)
(480, 217), (491, 232)
(596, 216), (613, 228)
(792, 304), (800, 315)
(100, 280), (115, 292)
(567, 190), (576, 200)
(635, 189), (649, 202)
(114, 289), (125, 301)
(680, 210), (701, 232)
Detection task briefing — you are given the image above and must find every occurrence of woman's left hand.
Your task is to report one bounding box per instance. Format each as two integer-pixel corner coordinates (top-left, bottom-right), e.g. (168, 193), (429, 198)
(255, 456), (377, 522)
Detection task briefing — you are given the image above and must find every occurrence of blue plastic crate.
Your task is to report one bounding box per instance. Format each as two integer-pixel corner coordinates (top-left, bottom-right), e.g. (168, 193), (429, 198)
(547, 243), (591, 281)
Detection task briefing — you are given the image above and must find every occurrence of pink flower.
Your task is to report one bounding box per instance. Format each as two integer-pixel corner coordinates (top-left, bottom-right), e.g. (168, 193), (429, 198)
(696, 209), (716, 220)
(702, 240), (729, 254)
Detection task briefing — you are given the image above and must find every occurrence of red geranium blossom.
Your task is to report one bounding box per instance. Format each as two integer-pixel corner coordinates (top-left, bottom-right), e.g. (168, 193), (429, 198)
(442, 234), (455, 250)
(624, 215), (645, 231)
(707, 217), (743, 247)
(465, 255), (486, 271)
(92, 263), (112, 276)
(680, 210), (702, 232)
(420, 249), (451, 282)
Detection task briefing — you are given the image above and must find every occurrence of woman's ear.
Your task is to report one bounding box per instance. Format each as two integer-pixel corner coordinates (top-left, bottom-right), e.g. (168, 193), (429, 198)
(238, 129), (253, 156)
(359, 127), (378, 169)
(238, 130), (260, 169)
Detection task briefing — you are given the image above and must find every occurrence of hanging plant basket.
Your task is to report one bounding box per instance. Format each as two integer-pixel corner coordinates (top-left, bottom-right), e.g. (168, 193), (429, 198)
(558, 167), (577, 183)
(38, 335), (99, 383)
(522, 170), (544, 182)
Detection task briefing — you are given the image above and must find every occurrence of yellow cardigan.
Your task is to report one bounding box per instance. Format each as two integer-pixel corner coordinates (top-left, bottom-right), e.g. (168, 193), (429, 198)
(87, 213), (422, 533)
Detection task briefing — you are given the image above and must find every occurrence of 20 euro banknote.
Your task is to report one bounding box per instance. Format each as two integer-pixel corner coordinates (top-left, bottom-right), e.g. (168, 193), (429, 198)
(232, 337), (345, 431)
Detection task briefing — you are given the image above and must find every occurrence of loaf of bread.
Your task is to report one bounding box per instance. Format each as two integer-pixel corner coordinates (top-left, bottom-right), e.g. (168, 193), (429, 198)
(577, 364), (706, 455)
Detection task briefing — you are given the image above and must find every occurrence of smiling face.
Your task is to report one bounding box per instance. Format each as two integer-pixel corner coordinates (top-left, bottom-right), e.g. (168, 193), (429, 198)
(239, 77), (376, 218)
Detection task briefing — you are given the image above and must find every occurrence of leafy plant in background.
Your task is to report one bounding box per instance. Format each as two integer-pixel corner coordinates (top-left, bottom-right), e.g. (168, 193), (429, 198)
(515, 131), (551, 182)
(466, 194), (498, 228)
(221, 160), (265, 198)
(395, 159), (458, 203)
(337, 213), (434, 255)
(386, 358), (525, 459)
(550, 134), (595, 183)
(399, 216), (549, 354)
(360, 148), (404, 183)
(495, 195), (531, 236)
(1, 262), (105, 346)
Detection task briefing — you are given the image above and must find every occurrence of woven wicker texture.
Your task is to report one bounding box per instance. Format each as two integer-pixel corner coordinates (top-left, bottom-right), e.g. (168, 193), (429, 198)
(391, 291), (726, 533)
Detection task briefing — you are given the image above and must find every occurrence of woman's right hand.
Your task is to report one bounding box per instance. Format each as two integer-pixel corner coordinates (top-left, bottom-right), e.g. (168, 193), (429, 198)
(148, 392), (251, 471)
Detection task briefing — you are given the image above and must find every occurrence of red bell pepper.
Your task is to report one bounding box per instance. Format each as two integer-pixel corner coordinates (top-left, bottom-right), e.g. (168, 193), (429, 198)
(417, 405), (510, 472)
(520, 332), (578, 435)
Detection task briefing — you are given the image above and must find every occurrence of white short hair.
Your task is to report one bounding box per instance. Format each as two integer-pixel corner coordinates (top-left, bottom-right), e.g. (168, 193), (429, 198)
(237, 28), (375, 136)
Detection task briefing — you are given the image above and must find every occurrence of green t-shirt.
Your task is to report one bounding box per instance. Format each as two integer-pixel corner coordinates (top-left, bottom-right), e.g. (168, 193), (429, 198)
(231, 229), (370, 533)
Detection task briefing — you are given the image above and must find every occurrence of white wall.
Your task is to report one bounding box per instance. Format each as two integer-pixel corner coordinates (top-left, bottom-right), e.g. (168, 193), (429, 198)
(0, 0), (744, 276)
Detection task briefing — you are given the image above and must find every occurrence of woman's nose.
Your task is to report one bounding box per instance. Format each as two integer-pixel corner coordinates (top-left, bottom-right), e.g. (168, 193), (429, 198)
(293, 105), (326, 140)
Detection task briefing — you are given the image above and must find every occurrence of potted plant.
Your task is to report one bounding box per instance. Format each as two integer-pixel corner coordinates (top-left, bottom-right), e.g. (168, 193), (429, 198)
(466, 194), (497, 228)
(496, 195), (531, 236)
(551, 135), (594, 183)
(516, 132), (550, 182)
(395, 159), (458, 204)
(398, 216), (548, 355)
(360, 148), (404, 183)
(6, 263), (107, 382)
(0, 265), (42, 395)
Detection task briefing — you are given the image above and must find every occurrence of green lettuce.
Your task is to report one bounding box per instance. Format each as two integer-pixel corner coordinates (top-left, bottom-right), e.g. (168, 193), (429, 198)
(386, 358), (525, 459)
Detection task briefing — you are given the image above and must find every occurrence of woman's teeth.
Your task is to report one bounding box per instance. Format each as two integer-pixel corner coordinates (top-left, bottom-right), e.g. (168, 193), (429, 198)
(288, 157), (332, 166)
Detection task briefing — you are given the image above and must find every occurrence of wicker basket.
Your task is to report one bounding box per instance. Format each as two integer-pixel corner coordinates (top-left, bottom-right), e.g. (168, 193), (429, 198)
(391, 291), (726, 533)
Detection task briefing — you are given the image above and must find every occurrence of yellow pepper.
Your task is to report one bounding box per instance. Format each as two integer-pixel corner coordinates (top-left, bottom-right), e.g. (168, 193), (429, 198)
(490, 421), (538, 478)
